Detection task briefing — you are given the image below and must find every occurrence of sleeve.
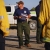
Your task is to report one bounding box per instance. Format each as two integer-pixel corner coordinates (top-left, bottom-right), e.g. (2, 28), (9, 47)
(27, 8), (30, 15)
(13, 9), (18, 16)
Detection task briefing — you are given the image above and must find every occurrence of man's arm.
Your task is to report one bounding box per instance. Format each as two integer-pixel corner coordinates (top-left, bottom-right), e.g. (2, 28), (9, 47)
(13, 9), (18, 19)
(26, 8), (31, 18)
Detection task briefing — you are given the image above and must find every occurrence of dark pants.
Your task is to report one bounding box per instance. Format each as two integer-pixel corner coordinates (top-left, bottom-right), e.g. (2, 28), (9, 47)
(45, 42), (50, 50)
(17, 21), (30, 46)
(0, 30), (5, 50)
(36, 20), (42, 42)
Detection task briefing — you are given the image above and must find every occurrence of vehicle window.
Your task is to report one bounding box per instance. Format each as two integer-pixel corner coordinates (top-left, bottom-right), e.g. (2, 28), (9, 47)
(5, 6), (11, 12)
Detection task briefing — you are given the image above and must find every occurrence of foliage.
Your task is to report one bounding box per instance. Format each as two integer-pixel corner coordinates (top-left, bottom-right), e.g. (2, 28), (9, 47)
(30, 7), (35, 11)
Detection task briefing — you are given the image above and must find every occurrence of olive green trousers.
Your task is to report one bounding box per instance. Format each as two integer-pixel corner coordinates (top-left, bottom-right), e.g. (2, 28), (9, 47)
(17, 21), (30, 46)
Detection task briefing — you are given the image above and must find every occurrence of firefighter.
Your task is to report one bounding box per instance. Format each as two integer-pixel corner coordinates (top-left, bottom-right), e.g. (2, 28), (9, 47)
(14, 1), (31, 48)
(0, 0), (10, 50)
(35, 1), (42, 44)
(39, 0), (50, 50)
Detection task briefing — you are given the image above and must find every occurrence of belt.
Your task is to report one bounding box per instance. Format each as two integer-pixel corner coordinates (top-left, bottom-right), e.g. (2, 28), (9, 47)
(18, 20), (27, 23)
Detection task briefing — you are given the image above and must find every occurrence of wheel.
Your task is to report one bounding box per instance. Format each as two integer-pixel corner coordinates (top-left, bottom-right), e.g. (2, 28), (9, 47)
(29, 20), (37, 30)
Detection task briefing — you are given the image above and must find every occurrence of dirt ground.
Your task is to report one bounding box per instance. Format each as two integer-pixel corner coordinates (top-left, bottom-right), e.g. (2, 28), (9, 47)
(5, 29), (45, 50)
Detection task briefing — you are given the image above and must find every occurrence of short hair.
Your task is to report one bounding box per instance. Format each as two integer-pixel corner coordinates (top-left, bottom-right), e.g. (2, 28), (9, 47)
(17, 1), (24, 5)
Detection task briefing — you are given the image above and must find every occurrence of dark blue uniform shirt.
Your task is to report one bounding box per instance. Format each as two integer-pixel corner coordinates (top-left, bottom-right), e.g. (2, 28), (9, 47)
(14, 7), (30, 22)
(35, 5), (40, 18)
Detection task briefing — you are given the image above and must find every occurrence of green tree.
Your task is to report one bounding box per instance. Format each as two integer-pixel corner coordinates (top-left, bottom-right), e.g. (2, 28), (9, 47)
(30, 7), (35, 11)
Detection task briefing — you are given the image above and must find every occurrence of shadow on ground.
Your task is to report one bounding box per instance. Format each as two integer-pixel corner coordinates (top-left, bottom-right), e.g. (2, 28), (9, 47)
(9, 25), (17, 29)
(5, 35), (36, 42)
(5, 44), (19, 48)
(5, 35), (44, 50)
(5, 44), (44, 50)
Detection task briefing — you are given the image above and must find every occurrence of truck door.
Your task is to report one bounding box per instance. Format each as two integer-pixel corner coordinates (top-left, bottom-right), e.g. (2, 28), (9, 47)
(13, 6), (18, 24)
(5, 6), (14, 24)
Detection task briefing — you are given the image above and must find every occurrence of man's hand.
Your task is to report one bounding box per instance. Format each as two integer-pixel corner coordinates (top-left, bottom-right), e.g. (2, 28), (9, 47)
(19, 16), (22, 18)
(28, 14), (31, 18)
(14, 16), (17, 19)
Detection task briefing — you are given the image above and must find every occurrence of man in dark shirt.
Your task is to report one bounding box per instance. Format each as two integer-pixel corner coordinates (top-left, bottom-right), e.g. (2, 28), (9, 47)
(14, 1), (31, 48)
(35, 1), (42, 44)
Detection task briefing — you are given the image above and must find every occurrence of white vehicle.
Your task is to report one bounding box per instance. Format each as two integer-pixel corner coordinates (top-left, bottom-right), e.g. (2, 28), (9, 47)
(5, 5), (17, 24)
(28, 11), (37, 30)
(5, 5), (37, 30)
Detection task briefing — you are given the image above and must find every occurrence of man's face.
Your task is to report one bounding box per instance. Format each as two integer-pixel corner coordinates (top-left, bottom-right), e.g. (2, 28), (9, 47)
(18, 4), (24, 9)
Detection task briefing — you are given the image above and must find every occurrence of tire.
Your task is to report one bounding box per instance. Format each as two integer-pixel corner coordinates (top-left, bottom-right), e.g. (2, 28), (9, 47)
(29, 20), (37, 30)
